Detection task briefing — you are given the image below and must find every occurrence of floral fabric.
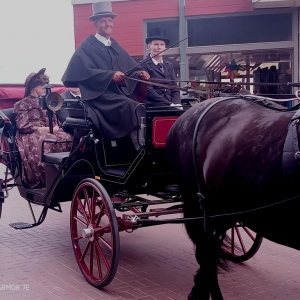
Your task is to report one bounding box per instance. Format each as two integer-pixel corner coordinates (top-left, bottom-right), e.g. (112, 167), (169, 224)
(13, 96), (72, 189)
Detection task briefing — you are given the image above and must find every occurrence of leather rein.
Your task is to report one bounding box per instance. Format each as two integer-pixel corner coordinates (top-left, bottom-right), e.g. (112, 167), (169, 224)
(125, 75), (300, 101)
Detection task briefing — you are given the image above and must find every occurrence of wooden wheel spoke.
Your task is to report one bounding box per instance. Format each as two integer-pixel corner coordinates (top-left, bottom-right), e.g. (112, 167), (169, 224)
(235, 227), (246, 254)
(95, 204), (105, 228)
(238, 222), (255, 241)
(90, 189), (97, 223)
(74, 236), (83, 241)
(77, 196), (89, 224)
(74, 216), (88, 227)
(95, 245), (103, 280)
(95, 240), (111, 271)
(83, 193), (87, 212)
(80, 242), (90, 262)
(96, 196), (103, 205)
(89, 242), (94, 276)
(95, 224), (111, 235)
(98, 236), (112, 250)
(84, 187), (92, 217)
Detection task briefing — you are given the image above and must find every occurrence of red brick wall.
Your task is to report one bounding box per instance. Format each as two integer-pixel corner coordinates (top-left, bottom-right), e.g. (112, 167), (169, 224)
(73, 0), (253, 56)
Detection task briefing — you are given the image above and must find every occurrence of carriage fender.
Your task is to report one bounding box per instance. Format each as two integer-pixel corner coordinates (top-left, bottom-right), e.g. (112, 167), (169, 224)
(50, 159), (95, 205)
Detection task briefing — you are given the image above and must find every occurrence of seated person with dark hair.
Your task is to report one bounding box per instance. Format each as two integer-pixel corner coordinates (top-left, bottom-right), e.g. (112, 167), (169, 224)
(140, 28), (182, 109)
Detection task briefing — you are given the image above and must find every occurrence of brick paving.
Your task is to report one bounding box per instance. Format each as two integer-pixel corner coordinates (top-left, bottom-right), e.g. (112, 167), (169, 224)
(1, 172), (300, 299)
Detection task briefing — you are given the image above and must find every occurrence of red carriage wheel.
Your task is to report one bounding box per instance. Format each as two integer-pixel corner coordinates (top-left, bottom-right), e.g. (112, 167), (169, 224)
(70, 178), (120, 288)
(222, 222), (263, 263)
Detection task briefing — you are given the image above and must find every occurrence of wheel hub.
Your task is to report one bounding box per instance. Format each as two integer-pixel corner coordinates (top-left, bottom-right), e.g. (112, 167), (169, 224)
(82, 225), (94, 241)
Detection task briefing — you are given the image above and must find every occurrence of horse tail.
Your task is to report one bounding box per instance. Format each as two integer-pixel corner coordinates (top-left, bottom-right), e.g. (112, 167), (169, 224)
(197, 231), (241, 273)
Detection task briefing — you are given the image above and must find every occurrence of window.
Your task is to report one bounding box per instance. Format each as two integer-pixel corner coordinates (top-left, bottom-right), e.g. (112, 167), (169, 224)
(188, 49), (293, 96)
(188, 13), (293, 47)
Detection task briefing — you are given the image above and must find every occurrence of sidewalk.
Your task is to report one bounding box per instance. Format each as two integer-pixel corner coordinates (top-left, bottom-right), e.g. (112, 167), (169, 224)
(1, 181), (300, 299)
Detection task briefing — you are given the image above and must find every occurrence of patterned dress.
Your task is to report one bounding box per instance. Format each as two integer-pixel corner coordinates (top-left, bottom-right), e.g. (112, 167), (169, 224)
(13, 96), (72, 189)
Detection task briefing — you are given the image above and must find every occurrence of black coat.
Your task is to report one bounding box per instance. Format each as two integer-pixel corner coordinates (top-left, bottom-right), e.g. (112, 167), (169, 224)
(140, 55), (181, 107)
(57, 89), (81, 123)
(61, 35), (144, 139)
(61, 89), (80, 100)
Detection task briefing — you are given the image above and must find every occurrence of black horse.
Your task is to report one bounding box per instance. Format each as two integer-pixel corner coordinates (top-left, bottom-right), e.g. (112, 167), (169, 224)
(166, 96), (300, 299)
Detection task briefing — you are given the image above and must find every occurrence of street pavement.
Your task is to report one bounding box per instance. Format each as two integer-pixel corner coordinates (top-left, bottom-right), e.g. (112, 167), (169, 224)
(1, 175), (300, 300)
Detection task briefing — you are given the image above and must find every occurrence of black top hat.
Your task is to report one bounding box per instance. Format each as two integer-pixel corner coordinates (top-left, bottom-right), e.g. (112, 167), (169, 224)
(146, 28), (170, 45)
(89, 1), (117, 22)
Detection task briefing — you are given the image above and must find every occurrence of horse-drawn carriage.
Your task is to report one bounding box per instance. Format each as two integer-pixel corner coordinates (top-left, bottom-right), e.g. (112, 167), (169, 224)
(0, 83), (263, 291)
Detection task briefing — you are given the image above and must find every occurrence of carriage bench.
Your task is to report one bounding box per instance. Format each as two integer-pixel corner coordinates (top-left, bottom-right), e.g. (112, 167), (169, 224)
(42, 151), (70, 165)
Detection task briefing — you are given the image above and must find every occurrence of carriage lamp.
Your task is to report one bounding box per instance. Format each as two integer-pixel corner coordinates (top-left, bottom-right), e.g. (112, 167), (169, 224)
(39, 84), (53, 110)
(39, 84), (63, 134)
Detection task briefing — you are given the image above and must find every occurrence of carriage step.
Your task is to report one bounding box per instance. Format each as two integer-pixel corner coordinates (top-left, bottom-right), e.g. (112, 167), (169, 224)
(9, 222), (34, 229)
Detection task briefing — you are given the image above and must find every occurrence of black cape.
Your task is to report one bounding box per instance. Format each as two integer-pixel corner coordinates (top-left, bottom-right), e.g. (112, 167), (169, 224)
(62, 34), (144, 138)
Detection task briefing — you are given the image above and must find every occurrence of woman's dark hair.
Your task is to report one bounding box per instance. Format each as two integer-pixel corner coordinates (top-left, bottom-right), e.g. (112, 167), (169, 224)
(24, 68), (49, 97)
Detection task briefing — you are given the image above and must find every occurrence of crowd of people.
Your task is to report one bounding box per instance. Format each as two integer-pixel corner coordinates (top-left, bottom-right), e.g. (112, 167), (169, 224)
(12, 1), (182, 189)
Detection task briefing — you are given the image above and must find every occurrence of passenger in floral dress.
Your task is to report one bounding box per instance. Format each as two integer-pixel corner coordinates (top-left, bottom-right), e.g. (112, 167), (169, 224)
(13, 68), (72, 189)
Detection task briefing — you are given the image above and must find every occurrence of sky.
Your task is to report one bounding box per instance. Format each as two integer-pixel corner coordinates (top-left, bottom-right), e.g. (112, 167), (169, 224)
(0, 0), (75, 84)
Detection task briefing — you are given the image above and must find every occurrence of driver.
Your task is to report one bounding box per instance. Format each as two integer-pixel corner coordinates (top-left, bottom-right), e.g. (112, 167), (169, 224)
(13, 68), (72, 189)
(62, 1), (150, 150)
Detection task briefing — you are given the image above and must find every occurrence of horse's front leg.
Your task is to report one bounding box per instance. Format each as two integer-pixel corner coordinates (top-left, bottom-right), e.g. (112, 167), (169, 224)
(188, 238), (224, 300)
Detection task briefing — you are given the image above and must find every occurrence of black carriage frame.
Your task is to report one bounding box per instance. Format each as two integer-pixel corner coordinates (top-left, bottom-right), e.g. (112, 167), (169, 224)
(0, 97), (263, 288)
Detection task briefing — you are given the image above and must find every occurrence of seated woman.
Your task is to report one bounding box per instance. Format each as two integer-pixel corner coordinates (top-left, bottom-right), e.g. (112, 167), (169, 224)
(13, 68), (72, 189)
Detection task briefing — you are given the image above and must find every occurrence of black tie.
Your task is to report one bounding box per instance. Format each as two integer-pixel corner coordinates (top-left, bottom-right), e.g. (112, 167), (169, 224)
(157, 63), (164, 73)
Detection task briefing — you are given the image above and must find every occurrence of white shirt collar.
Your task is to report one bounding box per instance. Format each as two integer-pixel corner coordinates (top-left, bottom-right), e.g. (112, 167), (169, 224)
(69, 90), (81, 98)
(95, 33), (111, 46)
(150, 54), (163, 65)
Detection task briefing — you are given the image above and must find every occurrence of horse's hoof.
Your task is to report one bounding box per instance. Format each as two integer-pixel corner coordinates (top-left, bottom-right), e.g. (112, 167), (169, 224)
(188, 290), (210, 300)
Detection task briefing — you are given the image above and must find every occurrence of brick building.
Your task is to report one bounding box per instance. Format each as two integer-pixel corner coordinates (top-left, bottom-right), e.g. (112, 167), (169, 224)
(71, 0), (300, 95)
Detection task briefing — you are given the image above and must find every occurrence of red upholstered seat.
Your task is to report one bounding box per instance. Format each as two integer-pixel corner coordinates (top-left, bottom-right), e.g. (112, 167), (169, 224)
(152, 116), (178, 147)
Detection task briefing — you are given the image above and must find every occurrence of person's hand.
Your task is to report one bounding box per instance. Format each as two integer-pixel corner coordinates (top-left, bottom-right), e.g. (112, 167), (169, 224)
(112, 71), (125, 83)
(53, 126), (60, 133)
(138, 71), (150, 81)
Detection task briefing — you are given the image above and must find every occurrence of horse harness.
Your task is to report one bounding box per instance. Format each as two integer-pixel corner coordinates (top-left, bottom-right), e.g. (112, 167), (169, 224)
(136, 94), (300, 229)
(191, 95), (300, 236)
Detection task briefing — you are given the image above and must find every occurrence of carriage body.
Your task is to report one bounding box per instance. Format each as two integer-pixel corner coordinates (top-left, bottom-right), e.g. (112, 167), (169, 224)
(0, 84), (261, 290)
(0, 83), (183, 210)
(0, 90), (188, 286)
(0, 100), (181, 201)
